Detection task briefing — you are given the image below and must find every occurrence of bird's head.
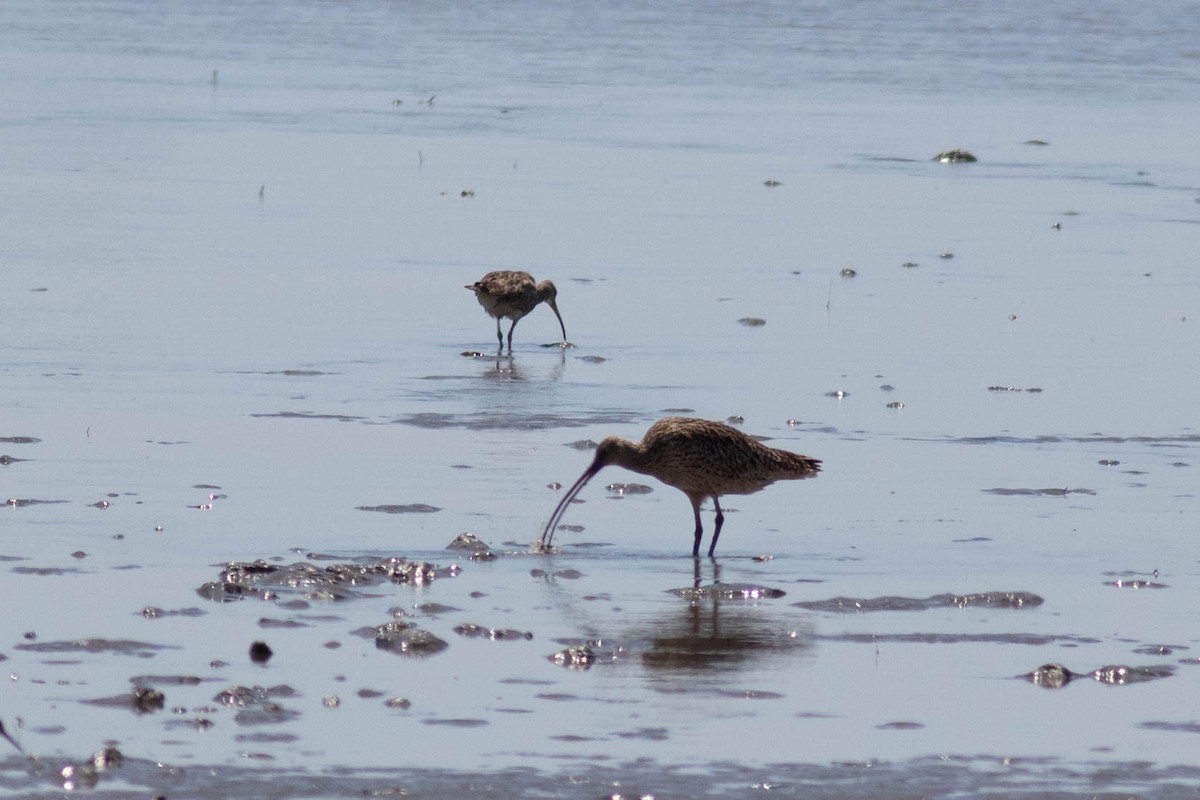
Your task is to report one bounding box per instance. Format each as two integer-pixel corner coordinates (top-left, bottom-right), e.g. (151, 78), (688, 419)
(536, 279), (558, 302)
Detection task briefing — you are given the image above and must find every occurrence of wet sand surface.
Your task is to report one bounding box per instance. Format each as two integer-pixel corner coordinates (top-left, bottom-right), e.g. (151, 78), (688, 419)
(3, 1), (1200, 796)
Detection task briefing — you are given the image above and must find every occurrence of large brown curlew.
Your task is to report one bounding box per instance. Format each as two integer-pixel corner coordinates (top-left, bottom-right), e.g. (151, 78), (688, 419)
(466, 270), (566, 353)
(540, 417), (821, 558)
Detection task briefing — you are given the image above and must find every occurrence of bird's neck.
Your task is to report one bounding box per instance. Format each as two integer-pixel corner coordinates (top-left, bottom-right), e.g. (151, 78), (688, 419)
(599, 437), (650, 474)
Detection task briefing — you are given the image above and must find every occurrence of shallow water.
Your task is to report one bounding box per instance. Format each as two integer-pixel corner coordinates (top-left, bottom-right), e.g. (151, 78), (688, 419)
(2, 0), (1200, 796)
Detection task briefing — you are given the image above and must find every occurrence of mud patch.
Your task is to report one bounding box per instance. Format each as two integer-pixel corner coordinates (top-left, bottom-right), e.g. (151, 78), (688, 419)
(245, 369), (337, 376)
(356, 503), (441, 514)
(983, 487), (1096, 496)
(80, 687), (165, 715)
(712, 689), (784, 700)
(12, 565), (84, 576)
(937, 433), (1200, 446)
(794, 591), (1042, 612)
(196, 557), (460, 603)
(819, 632), (1099, 645)
(250, 411), (366, 422)
(422, 718), (488, 727)
(217, 685), (301, 726)
(391, 410), (643, 431)
(1091, 664), (1176, 685)
(877, 720), (925, 730)
(605, 483), (654, 496)
(130, 674), (214, 687)
(1024, 662), (1176, 688)
(670, 583), (787, 601)
(370, 622), (450, 657)
(452, 623), (533, 641)
(139, 606), (207, 619)
(16, 639), (174, 657)
(1105, 578), (1167, 589)
(1140, 721), (1200, 734)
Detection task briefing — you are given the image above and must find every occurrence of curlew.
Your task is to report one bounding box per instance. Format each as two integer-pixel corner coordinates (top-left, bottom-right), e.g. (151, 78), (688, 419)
(540, 417), (821, 558)
(466, 270), (566, 353)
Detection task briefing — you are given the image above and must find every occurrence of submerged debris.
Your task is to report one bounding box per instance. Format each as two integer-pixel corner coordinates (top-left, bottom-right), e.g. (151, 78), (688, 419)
(132, 687), (165, 714)
(56, 746), (125, 792)
(550, 644), (596, 670)
(373, 621), (449, 657)
(446, 532), (496, 560)
(934, 149), (977, 163)
(1025, 663), (1076, 689)
(249, 640), (273, 664)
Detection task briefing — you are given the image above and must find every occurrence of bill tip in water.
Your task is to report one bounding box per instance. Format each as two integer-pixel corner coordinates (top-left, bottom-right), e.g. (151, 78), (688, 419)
(540, 341), (575, 349)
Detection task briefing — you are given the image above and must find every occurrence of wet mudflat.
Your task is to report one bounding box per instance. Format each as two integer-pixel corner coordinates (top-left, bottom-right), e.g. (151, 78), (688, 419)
(3, 0), (1200, 797)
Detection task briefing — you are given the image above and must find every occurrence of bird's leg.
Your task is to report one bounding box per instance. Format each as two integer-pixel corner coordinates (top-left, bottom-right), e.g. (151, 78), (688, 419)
(494, 318), (504, 352)
(506, 319), (518, 353)
(690, 496), (704, 558)
(706, 497), (725, 558)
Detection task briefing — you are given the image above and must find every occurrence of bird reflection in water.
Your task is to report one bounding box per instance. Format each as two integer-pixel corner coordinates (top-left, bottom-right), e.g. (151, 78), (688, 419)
(640, 561), (811, 675)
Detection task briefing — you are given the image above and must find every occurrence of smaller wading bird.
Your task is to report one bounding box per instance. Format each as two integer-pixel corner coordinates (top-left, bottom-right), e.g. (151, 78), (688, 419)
(466, 270), (566, 353)
(540, 417), (821, 558)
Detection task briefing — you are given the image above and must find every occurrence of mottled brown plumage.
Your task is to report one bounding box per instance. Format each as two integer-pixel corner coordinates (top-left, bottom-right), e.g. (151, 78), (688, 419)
(540, 417), (821, 557)
(466, 270), (566, 352)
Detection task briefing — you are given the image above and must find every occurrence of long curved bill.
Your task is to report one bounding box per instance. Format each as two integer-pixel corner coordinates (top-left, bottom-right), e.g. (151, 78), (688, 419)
(546, 297), (567, 344)
(538, 463), (599, 551)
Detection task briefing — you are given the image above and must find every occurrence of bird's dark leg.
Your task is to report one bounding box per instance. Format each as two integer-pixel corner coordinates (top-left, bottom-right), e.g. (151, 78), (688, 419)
(494, 319), (504, 352)
(690, 496), (704, 558)
(506, 319), (518, 353)
(707, 497), (724, 558)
